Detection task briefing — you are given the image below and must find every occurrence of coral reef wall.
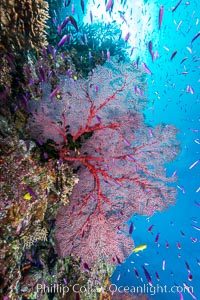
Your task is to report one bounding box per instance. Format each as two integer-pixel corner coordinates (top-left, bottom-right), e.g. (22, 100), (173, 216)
(0, 0), (50, 103)
(0, 0), (49, 53)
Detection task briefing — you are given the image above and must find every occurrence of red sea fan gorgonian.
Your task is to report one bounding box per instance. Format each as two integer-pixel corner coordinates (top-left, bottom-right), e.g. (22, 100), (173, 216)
(27, 58), (180, 267)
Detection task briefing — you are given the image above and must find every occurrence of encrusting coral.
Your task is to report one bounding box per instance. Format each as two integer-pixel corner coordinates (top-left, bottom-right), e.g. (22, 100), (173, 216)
(0, 0), (50, 106)
(0, 0), (49, 53)
(0, 115), (79, 299)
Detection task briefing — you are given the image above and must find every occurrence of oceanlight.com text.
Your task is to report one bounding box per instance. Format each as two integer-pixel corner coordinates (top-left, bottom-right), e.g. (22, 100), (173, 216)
(36, 282), (194, 297)
(109, 283), (194, 296)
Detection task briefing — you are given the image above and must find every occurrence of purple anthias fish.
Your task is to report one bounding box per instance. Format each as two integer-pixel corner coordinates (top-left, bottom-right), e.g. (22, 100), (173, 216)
(142, 62), (153, 76)
(148, 224), (154, 232)
(129, 222), (133, 234)
(106, 0), (113, 11)
(61, 17), (69, 30)
(64, 0), (71, 7)
(191, 224), (200, 231)
(183, 282), (197, 299)
(172, 0), (183, 12)
(83, 262), (90, 272)
(149, 42), (154, 61)
(48, 45), (56, 58)
(50, 87), (59, 99)
(170, 50), (178, 60)
(155, 232), (160, 243)
(61, 15), (78, 32)
(134, 267), (139, 278)
(124, 32), (131, 42)
(142, 266), (153, 286)
(69, 16), (79, 32)
(26, 186), (37, 199)
(58, 35), (67, 48)
(90, 10), (93, 23)
(159, 6), (164, 29)
(191, 31), (200, 44)
(80, 0), (84, 14)
(39, 66), (46, 82)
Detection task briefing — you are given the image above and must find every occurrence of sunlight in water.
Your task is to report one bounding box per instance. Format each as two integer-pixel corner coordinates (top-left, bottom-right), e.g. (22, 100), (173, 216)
(83, 0), (158, 60)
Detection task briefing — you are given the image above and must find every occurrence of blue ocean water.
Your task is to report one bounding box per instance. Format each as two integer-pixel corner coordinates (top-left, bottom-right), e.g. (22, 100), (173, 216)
(108, 1), (200, 299)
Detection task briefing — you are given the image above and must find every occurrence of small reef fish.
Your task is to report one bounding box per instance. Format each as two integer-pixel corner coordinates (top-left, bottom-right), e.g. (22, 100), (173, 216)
(177, 185), (185, 193)
(180, 230), (185, 237)
(119, 12), (127, 24)
(191, 224), (200, 231)
(189, 159), (200, 170)
(80, 0), (84, 14)
(188, 273), (193, 281)
(172, 169), (178, 177)
(159, 6), (164, 29)
(106, 0), (113, 11)
(185, 261), (191, 273)
(142, 62), (153, 75)
(191, 32), (200, 44)
(61, 17), (69, 30)
(60, 16), (78, 32)
(133, 244), (147, 253)
(155, 271), (160, 281)
(64, 0), (71, 7)
(196, 187), (200, 193)
(148, 224), (154, 232)
(50, 87), (59, 99)
(71, 2), (74, 14)
(155, 233), (160, 243)
(133, 267), (139, 279)
(170, 51), (178, 60)
(107, 49), (110, 62)
(23, 192), (32, 201)
(21, 263), (31, 272)
(58, 35), (67, 48)
(148, 41), (154, 61)
(179, 292), (184, 300)
(136, 57), (140, 68)
(69, 16), (79, 32)
(194, 201), (200, 207)
(129, 222), (134, 234)
(172, 0), (183, 12)
(116, 256), (121, 264)
(26, 186), (37, 199)
(39, 66), (46, 81)
(186, 46), (192, 54)
(183, 282), (197, 299)
(190, 237), (197, 243)
(162, 260), (166, 270)
(163, 46), (169, 51)
(186, 85), (194, 94)
(83, 262), (90, 272)
(142, 266), (153, 286)
(180, 57), (188, 64)
(124, 32), (131, 42)
(196, 258), (200, 266)
(90, 10), (93, 23)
